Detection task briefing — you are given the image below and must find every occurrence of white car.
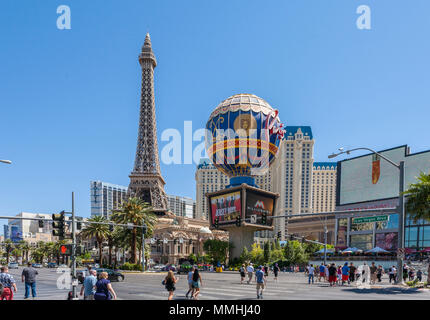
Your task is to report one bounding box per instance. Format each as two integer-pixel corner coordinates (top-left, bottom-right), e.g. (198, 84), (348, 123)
(152, 264), (165, 271)
(8, 262), (19, 269)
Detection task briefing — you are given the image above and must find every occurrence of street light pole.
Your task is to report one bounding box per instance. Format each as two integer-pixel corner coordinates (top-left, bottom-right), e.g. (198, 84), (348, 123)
(329, 147), (405, 284)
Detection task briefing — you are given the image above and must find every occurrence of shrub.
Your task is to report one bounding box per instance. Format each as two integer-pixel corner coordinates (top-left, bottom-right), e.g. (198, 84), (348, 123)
(120, 263), (143, 271)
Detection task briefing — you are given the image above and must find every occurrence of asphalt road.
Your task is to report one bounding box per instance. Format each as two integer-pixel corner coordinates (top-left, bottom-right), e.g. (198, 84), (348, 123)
(5, 268), (430, 300)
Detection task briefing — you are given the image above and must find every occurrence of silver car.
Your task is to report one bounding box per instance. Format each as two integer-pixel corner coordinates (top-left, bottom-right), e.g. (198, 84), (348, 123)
(8, 262), (19, 269)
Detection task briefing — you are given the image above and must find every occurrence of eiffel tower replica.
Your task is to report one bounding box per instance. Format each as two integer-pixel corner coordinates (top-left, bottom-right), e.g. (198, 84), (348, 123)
(128, 33), (168, 215)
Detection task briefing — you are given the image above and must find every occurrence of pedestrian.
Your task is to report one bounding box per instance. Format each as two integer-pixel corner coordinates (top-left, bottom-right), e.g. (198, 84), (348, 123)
(349, 263), (356, 284)
(273, 263), (280, 281)
(191, 268), (202, 300)
(94, 271), (117, 300)
(255, 266), (266, 299)
(328, 264), (337, 286)
(21, 262), (38, 300)
(388, 267), (394, 283)
(417, 269), (423, 282)
(163, 270), (178, 300)
(324, 264), (329, 282)
(239, 264), (246, 284)
(318, 263), (325, 282)
(186, 266), (196, 298)
(341, 262), (349, 285)
(264, 265), (269, 277)
(308, 264), (315, 284)
(80, 269), (97, 300)
(402, 264), (408, 282)
(370, 262), (377, 284)
(247, 263), (254, 284)
(376, 265), (383, 283)
(337, 265), (342, 285)
(0, 266), (17, 300)
(409, 268), (415, 281)
(427, 264), (430, 283)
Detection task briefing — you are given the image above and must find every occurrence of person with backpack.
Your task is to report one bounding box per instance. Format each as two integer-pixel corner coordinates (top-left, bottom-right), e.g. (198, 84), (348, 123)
(163, 270), (178, 300)
(94, 272), (117, 300)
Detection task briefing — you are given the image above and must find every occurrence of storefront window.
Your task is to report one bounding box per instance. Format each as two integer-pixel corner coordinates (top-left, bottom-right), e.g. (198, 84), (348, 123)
(350, 234), (372, 250)
(375, 232), (398, 251)
(405, 227), (418, 248)
(351, 221), (374, 232)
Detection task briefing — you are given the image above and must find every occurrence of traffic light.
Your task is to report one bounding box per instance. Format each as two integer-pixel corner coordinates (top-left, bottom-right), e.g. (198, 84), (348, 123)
(261, 212), (267, 225)
(59, 244), (72, 255)
(277, 231), (281, 239)
(109, 224), (114, 232)
(236, 215), (242, 227)
(52, 211), (66, 240)
(214, 217), (219, 229)
(76, 221), (82, 230)
(38, 220), (44, 228)
(142, 224), (147, 235)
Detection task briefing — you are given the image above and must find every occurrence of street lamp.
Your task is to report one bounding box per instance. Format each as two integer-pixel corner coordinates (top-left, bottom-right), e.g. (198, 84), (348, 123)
(329, 147), (405, 284)
(0, 160), (12, 164)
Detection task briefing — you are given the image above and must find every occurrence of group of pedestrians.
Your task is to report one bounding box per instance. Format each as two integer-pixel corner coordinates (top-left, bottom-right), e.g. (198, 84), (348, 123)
(239, 263), (280, 285)
(0, 262), (38, 300)
(79, 266), (117, 300)
(306, 261), (388, 286)
(163, 266), (202, 300)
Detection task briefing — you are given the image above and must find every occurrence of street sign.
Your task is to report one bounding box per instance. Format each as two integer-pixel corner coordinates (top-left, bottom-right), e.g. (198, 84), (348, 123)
(250, 215), (257, 224)
(352, 215), (388, 224)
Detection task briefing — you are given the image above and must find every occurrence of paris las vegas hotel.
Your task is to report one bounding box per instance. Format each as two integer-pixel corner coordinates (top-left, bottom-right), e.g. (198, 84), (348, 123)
(196, 126), (338, 244)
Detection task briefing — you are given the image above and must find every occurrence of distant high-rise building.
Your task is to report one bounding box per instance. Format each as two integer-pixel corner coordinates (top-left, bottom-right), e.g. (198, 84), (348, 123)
(90, 181), (128, 219)
(5, 212), (54, 244)
(167, 195), (196, 218)
(312, 162), (337, 213)
(272, 126), (314, 238)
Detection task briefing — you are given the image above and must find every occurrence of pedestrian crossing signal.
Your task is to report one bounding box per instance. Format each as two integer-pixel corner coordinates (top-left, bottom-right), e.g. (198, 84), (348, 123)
(277, 231), (281, 239)
(60, 244), (72, 255)
(38, 220), (44, 228)
(236, 216), (241, 227)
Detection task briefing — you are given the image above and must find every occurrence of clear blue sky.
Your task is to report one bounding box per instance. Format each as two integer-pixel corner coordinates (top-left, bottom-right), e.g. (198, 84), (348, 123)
(1, 0), (429, 229)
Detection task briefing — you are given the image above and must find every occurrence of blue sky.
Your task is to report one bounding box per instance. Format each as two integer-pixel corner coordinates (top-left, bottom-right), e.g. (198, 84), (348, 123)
(1, 0), (429, 229)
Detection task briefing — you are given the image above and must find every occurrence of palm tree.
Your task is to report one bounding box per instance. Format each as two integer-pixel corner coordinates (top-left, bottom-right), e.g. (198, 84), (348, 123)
(18, 240), (31, 264)
(80, 216), (110, 265)
(404, 172), (430, 222)
(111, 197), (157, 264)
(4, 239), (13, 264)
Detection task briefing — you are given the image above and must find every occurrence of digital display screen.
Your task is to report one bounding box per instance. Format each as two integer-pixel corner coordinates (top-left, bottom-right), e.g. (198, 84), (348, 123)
(209, 191), (241, 226)
(245, 190), (275, 225)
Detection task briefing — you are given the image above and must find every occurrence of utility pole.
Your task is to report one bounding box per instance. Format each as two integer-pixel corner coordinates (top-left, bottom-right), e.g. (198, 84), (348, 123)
(71, 192), (77, 299)
(397, 161), (405, 284)
(323, 215), (328, 265)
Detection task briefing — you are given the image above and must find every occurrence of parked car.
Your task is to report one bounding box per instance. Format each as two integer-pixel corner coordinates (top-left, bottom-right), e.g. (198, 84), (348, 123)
(32, 263), (43, 268)
(8, 262), (19, 269)
(47, 262), (58, 268)
(96, 268), (124, 282)
(58, 264), (68, 268)
(162, 264), (176, 272)
(151, 264), (165, 271)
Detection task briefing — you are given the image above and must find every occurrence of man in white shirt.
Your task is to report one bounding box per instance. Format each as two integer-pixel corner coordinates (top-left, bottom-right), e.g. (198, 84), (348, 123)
(247, 263), (254, 284)
(308, 264), (315, 284)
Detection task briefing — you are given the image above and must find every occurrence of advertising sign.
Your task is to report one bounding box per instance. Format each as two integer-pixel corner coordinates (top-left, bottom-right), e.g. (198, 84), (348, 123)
(245, 190), (275, 225)
(209, 191), (241, 225)
(352, 215), (388, 224)
(337, 145), (430, 206)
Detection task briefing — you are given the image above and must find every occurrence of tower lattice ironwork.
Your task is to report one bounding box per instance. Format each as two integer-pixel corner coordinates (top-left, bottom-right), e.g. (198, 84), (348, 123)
(128, 33), (168, 214)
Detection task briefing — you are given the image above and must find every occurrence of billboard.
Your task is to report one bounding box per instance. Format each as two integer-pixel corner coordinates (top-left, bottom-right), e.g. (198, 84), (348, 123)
(10, 225), (23, 243)
(245, 190), (275, 225)
(209, 190), (241, 226)
(337, 145), (430, 206)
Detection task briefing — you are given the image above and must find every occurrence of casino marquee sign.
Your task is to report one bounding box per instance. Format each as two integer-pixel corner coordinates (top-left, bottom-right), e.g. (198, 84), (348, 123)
(206, 184), (279, 231)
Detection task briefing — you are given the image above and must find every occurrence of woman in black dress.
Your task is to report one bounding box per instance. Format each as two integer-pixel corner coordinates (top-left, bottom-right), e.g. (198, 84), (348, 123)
(164, 270), (178, 300)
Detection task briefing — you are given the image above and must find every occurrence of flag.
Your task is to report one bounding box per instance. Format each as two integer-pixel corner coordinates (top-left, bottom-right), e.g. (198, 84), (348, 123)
(372, 154), (380, 184)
